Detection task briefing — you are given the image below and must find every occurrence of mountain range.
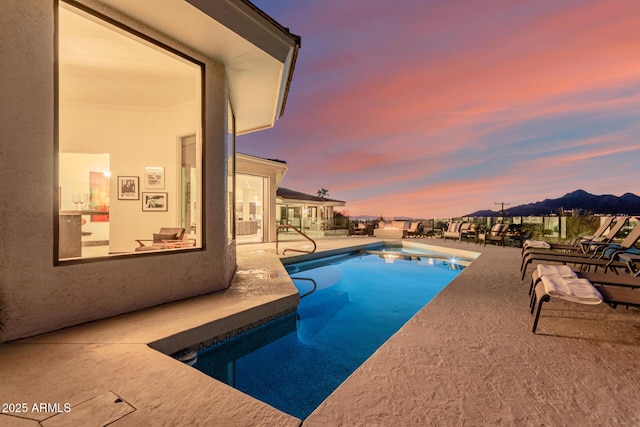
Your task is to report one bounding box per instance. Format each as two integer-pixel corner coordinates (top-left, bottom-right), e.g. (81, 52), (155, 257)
(467, 190), (640, 217)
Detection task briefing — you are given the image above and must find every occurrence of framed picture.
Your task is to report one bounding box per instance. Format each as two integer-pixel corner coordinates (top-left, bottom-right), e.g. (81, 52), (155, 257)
(117, 176), (139, 200)
(144, 166), (165, 189)
(142, 192), (168, 212)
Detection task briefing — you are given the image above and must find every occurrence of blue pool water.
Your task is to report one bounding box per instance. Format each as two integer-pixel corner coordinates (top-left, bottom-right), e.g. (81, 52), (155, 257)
(193, 249), (467, 419)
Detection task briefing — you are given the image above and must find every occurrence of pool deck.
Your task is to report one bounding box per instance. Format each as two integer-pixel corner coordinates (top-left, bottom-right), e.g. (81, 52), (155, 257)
(2, 237), (640, 425)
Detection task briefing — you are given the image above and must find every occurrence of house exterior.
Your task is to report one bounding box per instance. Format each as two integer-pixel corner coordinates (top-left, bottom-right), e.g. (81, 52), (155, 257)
(235, 153), (288, 244)
(0, 0), (299, 342)
(276, 188), (346, 235)
(235, 154), (348, 242)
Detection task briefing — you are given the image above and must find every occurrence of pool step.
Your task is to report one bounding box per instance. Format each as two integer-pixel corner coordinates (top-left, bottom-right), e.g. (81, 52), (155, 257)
(297, 289), (349, 344)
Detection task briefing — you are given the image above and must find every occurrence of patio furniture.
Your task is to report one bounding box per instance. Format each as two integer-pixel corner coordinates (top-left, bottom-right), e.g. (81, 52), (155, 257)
(520, 225), (640, 279)
(530, 268), (640, 333)
(135, 227), (186, 251)
(528, 264), (640, 298)
(508, 228), (531, 247)
(477, 223), (508, 246)
(374, 220), (410, 238)
(353, 222), (369, 236)
(406, 222), (422, 238)
(462, 223), (477, 243)
(522, 216), (625, 256)
(618, 252), (640, 277)
(443, 222), (471, 242)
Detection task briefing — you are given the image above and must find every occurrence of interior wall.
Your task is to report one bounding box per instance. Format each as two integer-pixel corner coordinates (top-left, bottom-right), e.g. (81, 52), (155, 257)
(0, 0), (233, 343)
(60, 102), (197, 252)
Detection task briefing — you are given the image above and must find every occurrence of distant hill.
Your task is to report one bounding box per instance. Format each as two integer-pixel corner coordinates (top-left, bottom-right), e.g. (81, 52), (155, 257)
(467, 190), (640, 217)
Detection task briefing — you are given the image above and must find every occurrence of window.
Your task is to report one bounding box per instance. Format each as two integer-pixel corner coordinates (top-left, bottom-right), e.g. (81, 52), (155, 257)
(57, 2), (203, 261)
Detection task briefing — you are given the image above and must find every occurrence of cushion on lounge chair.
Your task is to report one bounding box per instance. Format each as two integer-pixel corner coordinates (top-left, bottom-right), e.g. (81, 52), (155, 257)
(523, 240), (551, 250)
(541, 275), (603, 305)
(536, 264), (577, 278)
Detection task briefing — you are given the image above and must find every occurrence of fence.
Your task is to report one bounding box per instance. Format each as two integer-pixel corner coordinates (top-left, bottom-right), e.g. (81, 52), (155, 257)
(348, 215), (638, 244)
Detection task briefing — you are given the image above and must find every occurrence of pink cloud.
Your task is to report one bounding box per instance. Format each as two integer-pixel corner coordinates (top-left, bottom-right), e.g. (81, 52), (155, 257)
(243, 0), (640, 218)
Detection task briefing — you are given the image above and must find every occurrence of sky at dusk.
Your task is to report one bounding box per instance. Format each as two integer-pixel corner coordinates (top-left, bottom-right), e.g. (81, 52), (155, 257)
(238, 0), (640, 218)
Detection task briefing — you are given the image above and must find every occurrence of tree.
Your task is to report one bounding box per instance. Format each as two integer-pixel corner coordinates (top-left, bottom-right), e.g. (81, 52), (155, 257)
(316, 188), (329, 199)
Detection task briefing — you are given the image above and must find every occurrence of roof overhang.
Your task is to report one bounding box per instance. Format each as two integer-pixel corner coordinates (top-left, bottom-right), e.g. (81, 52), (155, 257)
(236, 153), (288, 187)
(96, 0), (300, 134)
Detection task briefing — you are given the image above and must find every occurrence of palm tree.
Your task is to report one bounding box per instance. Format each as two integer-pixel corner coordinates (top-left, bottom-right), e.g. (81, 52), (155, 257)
(316, 188), (329, 200)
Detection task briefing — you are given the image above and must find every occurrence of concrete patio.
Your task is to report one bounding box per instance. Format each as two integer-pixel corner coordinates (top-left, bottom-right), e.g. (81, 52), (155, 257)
(1, 237), (639, 426)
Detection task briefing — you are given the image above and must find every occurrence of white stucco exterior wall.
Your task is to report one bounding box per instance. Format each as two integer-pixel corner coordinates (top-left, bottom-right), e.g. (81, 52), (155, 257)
(0, 0), (236, 342)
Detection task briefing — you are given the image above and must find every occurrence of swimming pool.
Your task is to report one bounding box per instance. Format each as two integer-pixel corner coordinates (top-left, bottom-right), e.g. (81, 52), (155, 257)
(193, 245), (474, 420)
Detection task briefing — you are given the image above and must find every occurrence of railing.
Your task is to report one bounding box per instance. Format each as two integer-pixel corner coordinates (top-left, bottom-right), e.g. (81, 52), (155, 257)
(291, 277), (317, 298)
(276, 225), (317, 255)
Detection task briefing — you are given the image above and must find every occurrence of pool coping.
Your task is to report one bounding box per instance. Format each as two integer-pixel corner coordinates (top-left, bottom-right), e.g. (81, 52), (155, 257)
(280, 240), (481, 266)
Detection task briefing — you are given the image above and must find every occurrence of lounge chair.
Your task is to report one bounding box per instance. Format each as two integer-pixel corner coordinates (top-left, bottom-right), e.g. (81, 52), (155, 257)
(506, 226), (531, 247)
(618, 252), (640, 277)
(528, 263), (640, 298)
(522, 216), (625, 256)
(406, 221), (422, 238)
(522, 216), (615, 252)
(477, 223), (508, 246)
(520, 248), (636, 281)
(520, 225), (640, 280)
(135, 227), (186, 251)
(530, 266), (640, 333)
(443, 222), (471, 242)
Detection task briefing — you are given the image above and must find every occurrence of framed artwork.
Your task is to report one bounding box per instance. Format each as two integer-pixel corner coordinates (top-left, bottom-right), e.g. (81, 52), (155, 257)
(142, 192), (168, 212)
(89, 171), (110, 222)
(117, 176), (139, 200)
(144, 166), (165, 189)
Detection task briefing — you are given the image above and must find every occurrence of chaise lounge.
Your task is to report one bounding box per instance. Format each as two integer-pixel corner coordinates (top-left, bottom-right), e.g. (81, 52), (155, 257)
(530, 265), (640, 333)
(522, 216), (625, 256)
(406, 221), (422, 238)
(135, 227), (188, 251)
(520, 225), (640, 280)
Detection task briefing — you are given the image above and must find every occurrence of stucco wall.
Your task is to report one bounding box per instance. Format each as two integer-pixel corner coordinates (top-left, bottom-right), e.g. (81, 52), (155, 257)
(0, 0), (236, 342)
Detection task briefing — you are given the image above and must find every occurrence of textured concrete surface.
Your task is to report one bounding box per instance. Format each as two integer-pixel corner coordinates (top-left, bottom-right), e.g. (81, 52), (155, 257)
(1, 236), (639, 426)
(0, 245), (301, 426)
(305, 238), (640, 426)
